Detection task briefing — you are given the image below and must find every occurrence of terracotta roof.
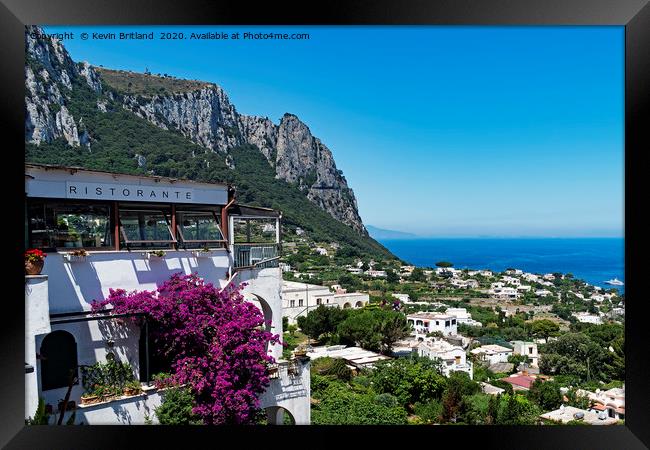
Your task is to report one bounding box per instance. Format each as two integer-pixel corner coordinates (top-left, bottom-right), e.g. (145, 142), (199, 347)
(501, 375), (536, 390)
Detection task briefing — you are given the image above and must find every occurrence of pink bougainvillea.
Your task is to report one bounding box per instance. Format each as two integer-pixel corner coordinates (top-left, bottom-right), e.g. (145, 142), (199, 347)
(92, 273), (280, 424)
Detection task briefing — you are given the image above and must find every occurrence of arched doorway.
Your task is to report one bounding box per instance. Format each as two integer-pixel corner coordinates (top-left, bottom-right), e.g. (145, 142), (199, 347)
(40, 330), (78, 391)
(264, 406), (296, 425)
(355, 301), (363, 308)
(343, 303), (351, 309)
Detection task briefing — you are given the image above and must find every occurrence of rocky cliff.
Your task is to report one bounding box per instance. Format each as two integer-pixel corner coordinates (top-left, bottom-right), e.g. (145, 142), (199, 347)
(24, 25), (367, 235)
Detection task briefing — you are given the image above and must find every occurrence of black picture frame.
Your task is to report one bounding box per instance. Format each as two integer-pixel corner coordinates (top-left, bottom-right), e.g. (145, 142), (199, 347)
(2, 1), (648, 448)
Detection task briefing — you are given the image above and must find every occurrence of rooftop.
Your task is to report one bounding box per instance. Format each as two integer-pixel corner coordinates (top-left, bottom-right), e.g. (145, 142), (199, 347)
(540, 406), (618, 425)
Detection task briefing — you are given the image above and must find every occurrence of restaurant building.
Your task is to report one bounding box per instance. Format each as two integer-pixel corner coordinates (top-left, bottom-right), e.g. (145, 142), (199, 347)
(24, 163), (310, 425)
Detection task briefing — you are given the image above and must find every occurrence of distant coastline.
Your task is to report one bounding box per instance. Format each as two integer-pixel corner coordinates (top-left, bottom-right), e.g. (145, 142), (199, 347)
(377, 237), (624, 293)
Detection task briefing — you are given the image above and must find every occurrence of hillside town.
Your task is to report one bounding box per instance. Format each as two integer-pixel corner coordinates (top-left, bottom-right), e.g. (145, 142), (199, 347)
(274, 230), (625, 425)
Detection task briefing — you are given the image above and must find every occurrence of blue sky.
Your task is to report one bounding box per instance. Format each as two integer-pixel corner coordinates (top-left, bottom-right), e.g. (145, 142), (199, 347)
(43, 25), (624, 237)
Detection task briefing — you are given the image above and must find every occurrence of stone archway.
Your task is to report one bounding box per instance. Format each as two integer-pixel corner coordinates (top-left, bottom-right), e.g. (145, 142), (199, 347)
(355, 301), (363, 308)
(343, 303), (351, 309)
(264, 406), (296, 425)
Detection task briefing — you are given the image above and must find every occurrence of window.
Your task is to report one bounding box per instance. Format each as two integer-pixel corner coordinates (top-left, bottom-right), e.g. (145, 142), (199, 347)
(119, 207), (175, 248)
(455, 356), (461, 364)
(452, 319), (456, 325)
(298, 299), (304, 307)
(529, 347), (533, 354)
(176, 210), (225, 248)
(316, 298), (322, 305)
(290, 300), (295, 307)
(445, 321), (450, 327)
(40, 330), (78, 390)
(232, 218), (277, 243)
(27, 200), (113, 249)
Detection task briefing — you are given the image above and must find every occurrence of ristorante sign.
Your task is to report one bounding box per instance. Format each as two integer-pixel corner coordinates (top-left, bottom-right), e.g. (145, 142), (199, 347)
(65, 182), (195, 203)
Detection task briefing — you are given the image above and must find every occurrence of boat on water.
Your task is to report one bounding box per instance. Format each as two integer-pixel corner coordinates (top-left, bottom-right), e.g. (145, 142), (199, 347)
(604, 278), (624, 286)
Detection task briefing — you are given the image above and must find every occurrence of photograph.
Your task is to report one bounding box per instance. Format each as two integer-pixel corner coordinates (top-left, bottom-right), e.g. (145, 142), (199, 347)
(21, 23), (628, 428)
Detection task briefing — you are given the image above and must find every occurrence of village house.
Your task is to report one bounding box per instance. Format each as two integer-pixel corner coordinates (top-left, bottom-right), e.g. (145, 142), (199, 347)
(573, 312), (603, 325)
(501, 276), (521, 286)
(314, 247), (329, 256)
(540, 405), (618, 425)
(470, 344), (513, 365)
(24, 164), (310, 425)
(406, 312), (458, 336)
(576, 386), (625, 420)
(416, 338), (473, 379)
(510, 341), (539, 367)
(445, 308), (483, 327)
(489, 284), (521, 300)
(365, 269), (387, 278)
(281, 280), (368, 324)
(500, 372), (538, 391)
(535, 289), (553, 297)
(306, 345), (390, 371)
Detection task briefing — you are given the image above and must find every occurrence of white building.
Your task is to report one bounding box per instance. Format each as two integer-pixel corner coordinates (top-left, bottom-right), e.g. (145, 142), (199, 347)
(281, 280), (368, 324)
(509, 341), (539, 367)
(307, 345), (390, 370)
(489, 285), (521, 300)
(346, 267), (363, 274)
(445, 308), (482, 327)
(501, 276), (521, 286)
(540, 405), (618, 425)
(535, 289), (553, 297)
(450, 279), (479, 289)
(417, 338), (473, 379)
(573, 312), (603, 325)
(470, 344), (514, 365)
(365, 270), (387, 278)
(505, 269), (523, 275)
(577, 386), (625, 420)
(314, 247), (328, 256)
(406, 313), (457, 336)
(24, 164), (310, 425)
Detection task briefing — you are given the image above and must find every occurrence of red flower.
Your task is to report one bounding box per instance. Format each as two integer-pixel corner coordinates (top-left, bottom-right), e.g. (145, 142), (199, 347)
(25, 248), (46, 263)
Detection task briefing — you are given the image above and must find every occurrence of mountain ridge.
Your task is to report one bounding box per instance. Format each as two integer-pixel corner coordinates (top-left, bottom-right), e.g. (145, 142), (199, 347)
(24, 25), (393, 259)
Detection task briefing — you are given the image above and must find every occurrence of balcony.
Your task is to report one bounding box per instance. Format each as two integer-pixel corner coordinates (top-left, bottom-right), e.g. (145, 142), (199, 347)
(233, 243), (279, 269)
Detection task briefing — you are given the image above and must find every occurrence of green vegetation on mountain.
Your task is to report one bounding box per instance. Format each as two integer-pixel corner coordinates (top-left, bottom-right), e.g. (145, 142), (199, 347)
(25, 72), (392, 259)
(96, 68), (212, 96)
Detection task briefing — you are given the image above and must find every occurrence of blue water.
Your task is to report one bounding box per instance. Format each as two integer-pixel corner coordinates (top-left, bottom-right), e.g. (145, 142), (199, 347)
(378, 238), (624, 293)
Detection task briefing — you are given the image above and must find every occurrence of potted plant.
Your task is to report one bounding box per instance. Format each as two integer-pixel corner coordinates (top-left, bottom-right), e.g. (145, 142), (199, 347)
(145, 250), (166, 259)
(292, 344), (307, 358)
(192, 245), (213, 258)
(25, 249), (47, 275)
(64, 248), (89, 262)
(123, 380), (143, 397)
(80, 391), (100, 405)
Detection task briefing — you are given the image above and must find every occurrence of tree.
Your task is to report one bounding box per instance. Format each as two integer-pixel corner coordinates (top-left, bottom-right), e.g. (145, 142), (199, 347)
(386, 269), (400, 284)
(529, 319), (560, 341)
(409, 268), (426, 282)
(312, 384), (408, 425)
(92, 273), (280, 424)
(155, 386), (202, 425)
(435, 261), (454, 268)
(527, 379), (562, 411)
(441, 372), (479, 423)
(337, 308), (410, 355)
(297, 305), (348, 342)
(497, 394), (541, 425)
(369, 356), (446, 408)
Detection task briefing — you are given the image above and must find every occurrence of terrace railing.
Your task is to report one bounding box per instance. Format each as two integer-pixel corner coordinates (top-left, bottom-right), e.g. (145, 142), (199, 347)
(233, 243), (280, 269)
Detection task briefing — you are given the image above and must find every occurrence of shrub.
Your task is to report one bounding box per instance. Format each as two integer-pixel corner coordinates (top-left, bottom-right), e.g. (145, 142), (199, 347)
(155, 386), (202, 425)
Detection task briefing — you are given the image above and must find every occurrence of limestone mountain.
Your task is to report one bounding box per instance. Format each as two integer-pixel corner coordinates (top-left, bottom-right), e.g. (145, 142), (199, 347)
(24, 25), (389, 258)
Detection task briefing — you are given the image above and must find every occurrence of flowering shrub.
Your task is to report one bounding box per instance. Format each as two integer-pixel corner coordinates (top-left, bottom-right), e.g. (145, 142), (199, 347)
(69, 249), (89, 257)
(25, 249), (46, 263)
(92, 273), (280, 424)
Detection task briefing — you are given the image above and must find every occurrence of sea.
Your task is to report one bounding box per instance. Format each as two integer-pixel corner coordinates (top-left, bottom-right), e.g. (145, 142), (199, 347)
(377, 238), (625, 294)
